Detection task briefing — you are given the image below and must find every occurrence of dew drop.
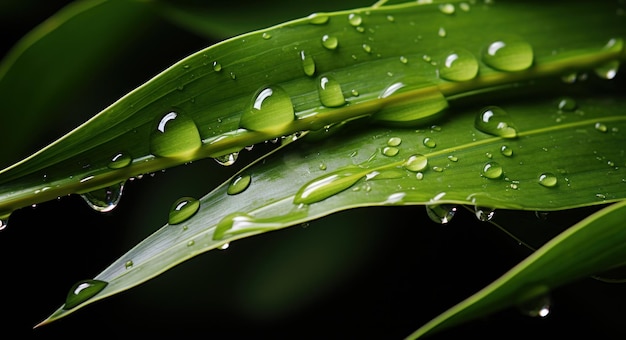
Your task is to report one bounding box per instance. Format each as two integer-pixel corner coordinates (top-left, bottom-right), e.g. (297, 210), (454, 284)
(538, 172), (558, 187)
(293, 167), (365, 204)
(227, 174), (252, 195)
(474, 206), (496, 221)
(168, 196), (200, 225)
(447, 155), (458, 162)
(240, 86), (295, 132)
(475, 106), (518, 138)
(400, 56), (408, 64)
(481, 161), (503, 179)
(214, 152), (239, 166)
(482, 38), (534, 71)
(0, 213), (10, 231)
(262, 32), (272, 40)
(439, 3), (455, 14)
(150, 111), (201, 158)
(63, 279), (108, 310)
(557, 97), (577, 111)
(125, 260), (133, 269)
(426, 204), (457, 224)
(518, 288), (552, 318)
(387, 137), (402, 146)
(404, 154), (428, 172)
(423, 137), (437, 148)
(213, 212), (281, 240)
(318, 75), (346, 107)
(80, 181), (125, 213)
(212, 61), (222, 72)
(107, 152), (132, 169)
(439, 48), (479, 81)
(382, 146), (399, 157)
(300, 50), (316, 76)
(321, 34), (338, 50)
(594, 60), (620, 80)
(362, 43), (372, 53)
(374, 78), (448, 125)
(308, 13), (329, 25)
(500, 145), (513, 157)
(594, 122), (608, 132)
(348, 13), (362, 26)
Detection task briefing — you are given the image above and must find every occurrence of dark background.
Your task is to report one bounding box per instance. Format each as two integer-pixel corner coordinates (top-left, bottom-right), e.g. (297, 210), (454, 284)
(1, 1), (625, 339)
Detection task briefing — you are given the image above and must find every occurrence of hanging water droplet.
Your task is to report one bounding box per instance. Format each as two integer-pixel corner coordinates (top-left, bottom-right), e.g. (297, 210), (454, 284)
(348, 13), (362, 26)
(557, 97), (577, 111)
(168, 196), (200, 225)
(594, 60), (620, 80)
(227, 174), (251, 195)
(107, 152), (132, 169)
(538, 172), (558, 187)
(212, 61), (222, 72)
(318, 75), (346, 107)
(475, 106), (518, 138)
(474, 206), (496, 221)
(80, 181), (125, 213)
(481, 161), (503, 179)
(518, 288), (552, 318)
(404, 154), (428, 172)
(0, 213), (9, 231)
(439, 48), (479, 81)
(500, 145), (513, 157)
(423, 137), (437, 148)
(321, 34), (338, 50)
(426, 204), (457, 224)
(482, 38), (534, 71)
(293, 166), (365, 204)
(214, 152), (239, 166)
(240, 86), (295, 132)
(150, 110), (201, 158)
(218, 242), (230, 250)
(63, 279), (108, 310)
(300, 50), (316, 76)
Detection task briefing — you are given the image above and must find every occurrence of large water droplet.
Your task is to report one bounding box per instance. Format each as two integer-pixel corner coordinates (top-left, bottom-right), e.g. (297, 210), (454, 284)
(482, 38), (534, 71)
(439, 49), (479, 81)
(475, 106), (518, 138)
(294, 167), (365, 204)
(150, 111), (201, 158)
(80, 181), (125, 213)
(373, 78), (448, 125)
(404, 154), (428, 172)
(538, 172), (558, 187)
(240, 86), (295, 132)
(481, 161), (503, 179)
(300, 50), (316, 76)
(426, 204), (457, 224)
(63, 279), (108, 310)
(168, 196), (200, 225)
(107, 152), (132, 169)
(318, 75), (346, 107)
(321, 34), (339, 50)
(227, 174), (251, 195)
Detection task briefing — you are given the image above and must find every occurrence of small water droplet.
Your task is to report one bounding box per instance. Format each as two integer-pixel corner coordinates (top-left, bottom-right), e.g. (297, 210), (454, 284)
(168, 196), (200, 225)
(125, 260), (133, 269)
(399, 56), (409, 64)
(439, 49), (479, 81)
(214, 152), (239, 166)
(518, 289), (551, 318)
(80, 181), (125, 213)
(500, 145), (513, 157)
(387, 137), (402, 146)
(213, 212), (282, 240)
(382, 146), (399, 156)
(475, 106), (518, 138)
(538, 172), (558, 187)
(262, 32), (272, 40)
(321, 34), (339, 50)
(404, 154), (428, 172)
(218, 242), (230, 250)
(362, 43), (372, 53)
(439, 3), (455, 14)
(482, 38), (534, 71)
(108, 152), (132, 169)
(437, 27), (447, 37)
(594, 122), (608, 132)
(426, 204), (457, 224)
(212, 61), (222, 72)
(481, 161), (503, 179)
(240, 86), (295, 132)
(318, 75), (346, 107)
(300, 50), (316, 76)
(348, 13), (362, 26)
(474, 206), (496, 221)
(227, 174), (252, 195)
(447, 155), (458, 162)
(557, 97), (577, 111)
(423, 137), (437, 148)
(293, 167), (365, 204)
(150, 110), (201, 158)
(187, 240), (195, 247)
(63, 279), (108, 310)
(386, 15), (395, 22)
(308, 13), (329, 25)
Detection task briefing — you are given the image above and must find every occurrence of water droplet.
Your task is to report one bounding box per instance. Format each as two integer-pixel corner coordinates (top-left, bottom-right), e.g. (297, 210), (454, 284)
(150, 111), (201, 158)
(594, 122), (608, 132)
(482, 38), (534, 71)
(168, 196), (200, 225)
(227, 174), (251, 195)
(240, 86), (295, 132)
(447, 155), (458, 162)
(348, 13), (362, 26)
(218, 242), (230, 250)
(557, 97), (577, 111)
(214, 152), (239, 166)
(262, 32), (272, 40)
(386, 15), (395, 22)
(474, 206), (495, 221)
(404, 154), (428, 172)
(294, 167), (365, 204)
(423, 137), (437, 148)
(212, 61), (222, 72)
(400, 56), (408, 64)
(475, 106), (518, 138)
(108, 152), (132, 169)
(0, 212), (10, 231)
(437, 27), (447, 37)
(426, 204), (457, 224)
(321, 34), (338, 50)
(187, 240), (195, 247)
(382, 146), (399, 156)
(80, 181), (125, 213)
(63, 279), (108, 310)
(594, 60), (620, 80)
(481, 161), (503, 179)
(213, 212), (282, 240)
(439, 49), (479, 81)
(300, 50), (316, 76)
(374, 78), (448, 125)
(500, 145), (513, 157)
(308, 13), (329, 25)
(387, 137), (402, 146)
(362, 43), (372, 53)
(125, 260), (133, 269)
(439, 3), (455, 14)
(518, 288), (551, 318)
(318, 75), (346, 107)
(538, 172), (558, 187)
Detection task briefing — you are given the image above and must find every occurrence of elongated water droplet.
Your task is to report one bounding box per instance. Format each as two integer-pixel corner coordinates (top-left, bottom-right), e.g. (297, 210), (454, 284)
(213, 212), (282, 240)
(294, 167), (365, 204)
(482, 38), (534, 71)
(426, 204), (457, 224)
(475, 106), (518, 138)
(318, 75), (346, 107)
(374, 78), (448, 125)
(63, 279), (108, 310)
(80, 181), (125, 213)
(240, 86), (295, 132)
(481, 161), (503, 179)
(474, 206), (496, 221)
(227, 174), (251, 195)
(168, 196), (200, 225)
(308, 13), (329, 25)
(150, 111), (201, 158)
(300, 50), (316, 76)
(439, 49), (479, 81)
(108, 152), (132, 169)
(538, 172), (558, 187)
(321, 34), (338, 50)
